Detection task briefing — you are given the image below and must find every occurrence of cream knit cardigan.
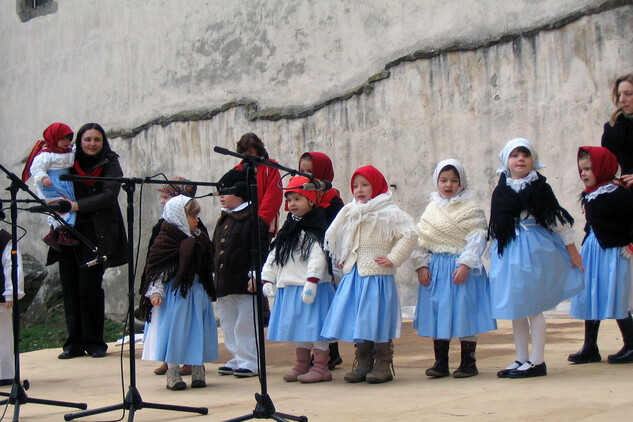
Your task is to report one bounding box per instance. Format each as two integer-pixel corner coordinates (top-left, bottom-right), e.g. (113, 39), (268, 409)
(325, 191), (418, 277)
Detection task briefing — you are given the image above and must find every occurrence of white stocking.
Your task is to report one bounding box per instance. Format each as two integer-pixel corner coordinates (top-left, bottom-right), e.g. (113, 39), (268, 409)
(527, 313), (546, 365)
(511, 318), (530, 368)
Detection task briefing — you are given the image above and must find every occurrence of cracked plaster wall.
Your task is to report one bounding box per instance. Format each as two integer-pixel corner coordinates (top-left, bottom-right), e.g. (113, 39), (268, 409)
(1, 0), (632, 316)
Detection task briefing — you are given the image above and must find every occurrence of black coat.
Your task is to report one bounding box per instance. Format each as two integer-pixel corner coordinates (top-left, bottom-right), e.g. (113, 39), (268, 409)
(583, 185), (633, 248)
(602, 115), (633, 175)
(47, 151), (128, 269)
(212, 206), (269, 298)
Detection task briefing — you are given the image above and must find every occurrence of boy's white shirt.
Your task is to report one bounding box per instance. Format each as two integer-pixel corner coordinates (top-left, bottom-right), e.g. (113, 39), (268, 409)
(3, 242), (24, 302)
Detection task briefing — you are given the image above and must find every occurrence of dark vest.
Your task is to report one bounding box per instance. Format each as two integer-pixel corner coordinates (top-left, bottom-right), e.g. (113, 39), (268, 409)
(0, 229), (12, 303)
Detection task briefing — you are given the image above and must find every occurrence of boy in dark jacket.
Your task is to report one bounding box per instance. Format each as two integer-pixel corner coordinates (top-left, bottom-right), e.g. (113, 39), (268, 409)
(213, 169), (270, 377)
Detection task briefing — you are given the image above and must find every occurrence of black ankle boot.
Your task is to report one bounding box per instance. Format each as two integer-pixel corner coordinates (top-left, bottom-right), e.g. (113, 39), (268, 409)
(568, 320), (601, 364)
(609, 314), (633, 364)
(453, 341), (478, 378)
(426, 339), (450, 378)
(328, 342), (343, 370)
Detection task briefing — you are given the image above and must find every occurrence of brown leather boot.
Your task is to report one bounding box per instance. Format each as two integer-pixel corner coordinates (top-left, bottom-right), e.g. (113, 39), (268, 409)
(344, 340), (374, 383)
(283, 347), (311, 382)
(42, 227), (61, 252)
(57, 228), (80, 246)
(297, 348), (332, 383)
(366, 340), (394, 383)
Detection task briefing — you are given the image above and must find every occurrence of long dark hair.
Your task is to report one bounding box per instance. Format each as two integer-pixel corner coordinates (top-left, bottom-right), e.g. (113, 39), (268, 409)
(74, 123), (113, 168)
(236, 132), (268, 158)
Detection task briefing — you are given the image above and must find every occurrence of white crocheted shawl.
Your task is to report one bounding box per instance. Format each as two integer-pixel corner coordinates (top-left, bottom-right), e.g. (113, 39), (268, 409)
(324, 190), (417, 265)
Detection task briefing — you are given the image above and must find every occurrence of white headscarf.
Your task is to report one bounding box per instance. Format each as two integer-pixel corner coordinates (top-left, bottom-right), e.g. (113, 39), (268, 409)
(433, 158), (467, 196)
(496, 138), (545, 175)
(162, 195), (193, 236)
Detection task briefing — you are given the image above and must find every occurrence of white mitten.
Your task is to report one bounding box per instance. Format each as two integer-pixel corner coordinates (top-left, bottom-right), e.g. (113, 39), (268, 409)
(301, 281), (318, 304)
(621, 243), (633, 259)
(262, 282), (277, 298)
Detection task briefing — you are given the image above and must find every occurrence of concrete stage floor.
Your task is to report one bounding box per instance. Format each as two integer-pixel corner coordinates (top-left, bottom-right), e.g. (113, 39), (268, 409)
(2, 317), (632, 421)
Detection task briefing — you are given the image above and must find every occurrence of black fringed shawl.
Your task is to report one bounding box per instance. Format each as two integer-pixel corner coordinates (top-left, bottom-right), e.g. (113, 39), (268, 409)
(137, 221), (215, 321)
(271, 207), (328, 267)
(488, 172), (574, 255)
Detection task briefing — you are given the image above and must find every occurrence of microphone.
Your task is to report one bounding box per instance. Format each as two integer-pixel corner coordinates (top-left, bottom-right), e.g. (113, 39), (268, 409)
(28, 200), (72, 213)
(301, 180), (332, 191)
(82, 255), (109, 268)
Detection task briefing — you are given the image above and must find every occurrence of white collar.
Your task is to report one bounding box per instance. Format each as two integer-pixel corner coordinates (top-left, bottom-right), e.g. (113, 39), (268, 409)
(222, 201), (250, 213)
(505, 170), (539, 193)
(585, 184), (618, 202)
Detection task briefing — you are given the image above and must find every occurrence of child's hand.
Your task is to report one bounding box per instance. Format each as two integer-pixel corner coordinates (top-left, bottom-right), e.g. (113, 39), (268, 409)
(621, 243), (633, 260)
(262, 281), (277, 298)
(301, 281), (318, 304)
(416, 267), (431, 287)
(452, 265), (470, 285)
(567, 244), (584, 272)
(4, 301), (12, 309)
(247, 278), (257, 293)
(150, 294), (162, 306)
(622, 174), (633, 189)
(42, 176), (53, 187)
(375, 256), (393, 267)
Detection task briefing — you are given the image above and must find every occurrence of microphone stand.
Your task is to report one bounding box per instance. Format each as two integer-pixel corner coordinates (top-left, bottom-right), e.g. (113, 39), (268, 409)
(62, 174), (218, 421)
(0, 163), (87, 422)
(213, 146), (308, 422)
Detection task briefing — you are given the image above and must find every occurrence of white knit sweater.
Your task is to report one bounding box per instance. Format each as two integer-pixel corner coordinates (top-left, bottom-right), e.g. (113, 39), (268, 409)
(261, 232), (332, 288)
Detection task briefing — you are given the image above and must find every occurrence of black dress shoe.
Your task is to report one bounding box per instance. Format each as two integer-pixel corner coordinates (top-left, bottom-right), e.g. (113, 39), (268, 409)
(497, 361), (523, 378)
(508, 361), (547, 378)
(90, 351), (107, 358)
(58, 351), (86, 360)
(0, 378), (13, 386)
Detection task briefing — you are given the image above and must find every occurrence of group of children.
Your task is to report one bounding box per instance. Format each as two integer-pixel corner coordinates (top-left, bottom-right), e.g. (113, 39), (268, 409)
(4, 125), (632, 391)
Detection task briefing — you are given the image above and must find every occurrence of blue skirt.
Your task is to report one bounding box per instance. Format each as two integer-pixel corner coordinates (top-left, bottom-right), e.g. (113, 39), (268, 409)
(267, 283), (336, 342)
(41, 169), (76, 226)
(489, 221), (584, 320)
(321, 265), (401, 343)
(570, 231), (631, 320)
(143, 278), (219, 365)
(413, 253), (497, 338)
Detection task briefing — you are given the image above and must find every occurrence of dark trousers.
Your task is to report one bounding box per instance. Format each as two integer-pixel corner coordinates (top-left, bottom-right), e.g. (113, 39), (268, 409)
(58, 244), (107, 355)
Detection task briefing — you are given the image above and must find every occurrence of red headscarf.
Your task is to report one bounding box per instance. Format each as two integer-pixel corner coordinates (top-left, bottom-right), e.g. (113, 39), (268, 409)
(578, 146), (619, 194)
(351, 165), (388, 199)
(299, 151), (341, 209)
(22, 123), (74, 182)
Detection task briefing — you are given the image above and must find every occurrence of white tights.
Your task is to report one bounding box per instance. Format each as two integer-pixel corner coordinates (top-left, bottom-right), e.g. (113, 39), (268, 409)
(297, 341), (329, 351)
(506, 313), (546, 370)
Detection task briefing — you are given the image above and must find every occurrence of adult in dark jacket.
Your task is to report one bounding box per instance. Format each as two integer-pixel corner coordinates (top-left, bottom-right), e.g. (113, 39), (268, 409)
(602, 73), (633, 188)
(48, 123), (128, 359)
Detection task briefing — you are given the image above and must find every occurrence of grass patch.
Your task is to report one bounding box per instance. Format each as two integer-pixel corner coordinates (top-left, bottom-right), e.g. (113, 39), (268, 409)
(19, 313), (127, 353)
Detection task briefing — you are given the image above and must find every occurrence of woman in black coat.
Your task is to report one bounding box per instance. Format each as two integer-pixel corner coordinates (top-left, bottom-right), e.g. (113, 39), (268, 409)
(49, 123), (128, 359)
(602, 73), (633, 188)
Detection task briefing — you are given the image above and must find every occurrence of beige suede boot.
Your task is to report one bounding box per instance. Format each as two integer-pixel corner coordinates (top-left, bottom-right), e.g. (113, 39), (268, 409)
(165, 367), (186, 391)
(283, 347), (311, 382)
(366, 340), (394, 384)
(297, 348), (332, 383)
(344, 340), (374, 383)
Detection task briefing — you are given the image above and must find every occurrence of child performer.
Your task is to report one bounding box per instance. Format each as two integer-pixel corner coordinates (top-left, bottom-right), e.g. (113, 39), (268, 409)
(141, 195), (218, 390)
(213, 169), (270, 378)
(137, 177), (201, 376)
(298, 152), (344, 224)
(321, 165), (418, 384)
(412, 159), (497, 378)
(0, 229), (24, 386)
(260, 176), (336, 383)
(568, 147), (633, 364)
(22, 123), (78, 250)
(488, 138), (584, 378)
(298, 151), (344, 369)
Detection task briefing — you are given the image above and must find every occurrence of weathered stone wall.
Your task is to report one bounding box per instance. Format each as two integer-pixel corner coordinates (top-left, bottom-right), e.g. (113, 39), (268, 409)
(1, 0), (632, 316)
